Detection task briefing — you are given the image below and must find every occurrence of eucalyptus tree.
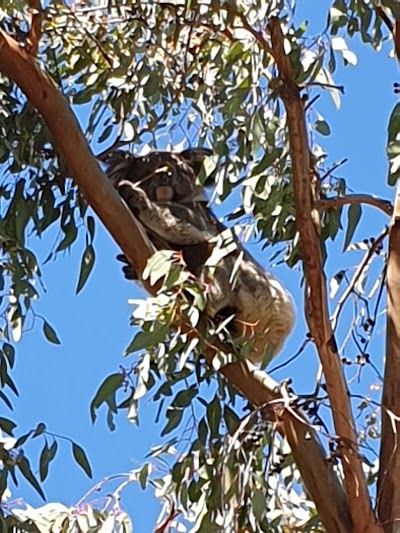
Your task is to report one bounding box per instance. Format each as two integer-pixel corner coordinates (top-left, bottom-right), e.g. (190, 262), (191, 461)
(0, 1), (398, 531)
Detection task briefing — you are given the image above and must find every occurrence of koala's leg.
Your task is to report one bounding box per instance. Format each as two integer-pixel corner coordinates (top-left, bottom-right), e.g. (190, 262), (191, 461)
(118, 181), (214, 245)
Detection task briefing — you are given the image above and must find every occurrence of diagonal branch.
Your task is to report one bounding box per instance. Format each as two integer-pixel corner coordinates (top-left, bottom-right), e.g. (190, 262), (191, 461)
(268, 18), (381, 533)
(0, 28), (155, 292)
(0, 27), (351, 533)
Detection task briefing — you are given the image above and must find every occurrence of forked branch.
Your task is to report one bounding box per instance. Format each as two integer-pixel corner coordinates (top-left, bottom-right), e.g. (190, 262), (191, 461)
(268, 17), (381, 533)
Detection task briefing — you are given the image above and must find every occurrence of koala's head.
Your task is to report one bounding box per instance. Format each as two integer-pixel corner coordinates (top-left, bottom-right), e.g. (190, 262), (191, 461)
(106, 148), (213, 204)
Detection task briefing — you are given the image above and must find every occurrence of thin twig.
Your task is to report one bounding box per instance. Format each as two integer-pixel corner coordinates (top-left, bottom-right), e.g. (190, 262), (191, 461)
(307, 81), (345, 94)
(319, 158), (348, 181)
(331, 228), (388, 331)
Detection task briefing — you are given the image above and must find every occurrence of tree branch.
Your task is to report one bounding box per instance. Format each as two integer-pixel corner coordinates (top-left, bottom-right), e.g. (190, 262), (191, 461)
(317, 194), (393, 217)
(0, 27), (351, 533)
(378, 178), (400, 529)
(268, 18), (381, 533)
(26, 0), (43, 56)
(0, 29), (156, 292)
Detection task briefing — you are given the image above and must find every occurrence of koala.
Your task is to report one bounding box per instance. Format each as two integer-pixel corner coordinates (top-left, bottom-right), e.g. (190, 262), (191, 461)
(106, 149), (295, 364)
(106, 148), (213, 205)
(106, 147), (214, 279)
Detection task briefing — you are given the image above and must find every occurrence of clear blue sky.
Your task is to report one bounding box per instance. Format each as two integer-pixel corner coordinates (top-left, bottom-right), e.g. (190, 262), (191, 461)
(7, 1), (398, 531)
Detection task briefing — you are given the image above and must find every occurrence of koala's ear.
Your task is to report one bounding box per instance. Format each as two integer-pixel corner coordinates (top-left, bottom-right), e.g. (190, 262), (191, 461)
(105, 150), (137, 185)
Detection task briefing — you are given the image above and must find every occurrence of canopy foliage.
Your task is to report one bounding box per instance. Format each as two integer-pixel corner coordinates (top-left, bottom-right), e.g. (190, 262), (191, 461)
(0, 1), (398, 531)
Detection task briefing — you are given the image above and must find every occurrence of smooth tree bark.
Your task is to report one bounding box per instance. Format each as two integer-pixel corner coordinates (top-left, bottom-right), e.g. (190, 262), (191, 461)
(269, 18), (381, 533)
(378, 179), (400, 531)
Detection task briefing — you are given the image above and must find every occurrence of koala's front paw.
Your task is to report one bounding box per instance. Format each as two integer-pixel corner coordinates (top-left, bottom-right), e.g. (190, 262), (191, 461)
(116, 253), (138, 280)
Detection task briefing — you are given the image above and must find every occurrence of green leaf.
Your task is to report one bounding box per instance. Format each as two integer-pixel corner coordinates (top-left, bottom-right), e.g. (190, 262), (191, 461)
(90, 373), (124, 423)
(98, 125), (113, 144)
(56, 222), (78, 252)
(76, 244), (95, 294)
(33, 423), (47, 437)
(252, 148), (281, 175)
(0, 417), (16, 436)
(252, 488), (266, 521)
(224, 406), (240, 433)
(227, 41), (244, 62)
(125, 326), (169, 355)
(172, 387), (198, 408)
(388, 104), (400, 142)
(87, 215), (95, 242)
(39, 440), (58, 482)
(0, 469), (8, 501)
(315, 120), (331, 136)
(343, 204), (362, 251)
(387, 103), (400, 185)
(17, 455), (45, 500)
(161, 408), (184, 437)
(72, 442), (92, 478)
(142, 250), (175, 286)
(15, 431), (33, 448)
(3, 344), (14, 368)
(0, 390), (12, 410)
(207, 395), (221, 437)
(138, 463), (149, 489)
(43, 320), (61, 345)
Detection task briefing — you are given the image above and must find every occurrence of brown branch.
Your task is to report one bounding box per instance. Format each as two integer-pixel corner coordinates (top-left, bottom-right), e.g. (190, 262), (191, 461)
(26, 0), (43, 56)
(375, 5), (394, 33)
(0, 27), (352, 533)
(268, 18), (381, 533)
(307, 81), (345, 93)
(378, 178), (400, 529)
(316, 194), (393, 216)
(374, 5), (400, 63)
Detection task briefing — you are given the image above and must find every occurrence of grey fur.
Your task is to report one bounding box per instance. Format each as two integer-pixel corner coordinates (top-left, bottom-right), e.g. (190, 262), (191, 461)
(107, 149), (295, 364)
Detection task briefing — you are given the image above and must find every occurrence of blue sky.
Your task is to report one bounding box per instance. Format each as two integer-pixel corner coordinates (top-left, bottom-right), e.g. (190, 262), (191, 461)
(5, 1), (399, 531)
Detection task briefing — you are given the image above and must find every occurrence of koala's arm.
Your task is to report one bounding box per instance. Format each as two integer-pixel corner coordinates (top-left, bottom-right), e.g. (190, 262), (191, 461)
(118, 180), (216, 245)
